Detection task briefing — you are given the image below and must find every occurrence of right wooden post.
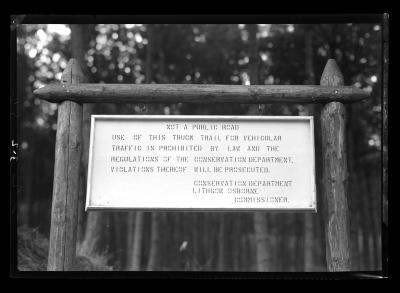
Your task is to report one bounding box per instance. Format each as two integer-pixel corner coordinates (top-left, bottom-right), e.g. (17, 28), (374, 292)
(320, 59), (351, 271)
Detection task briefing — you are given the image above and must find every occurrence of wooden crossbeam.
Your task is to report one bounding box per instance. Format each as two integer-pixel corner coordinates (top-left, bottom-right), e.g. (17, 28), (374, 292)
(34, 83), (370, 104)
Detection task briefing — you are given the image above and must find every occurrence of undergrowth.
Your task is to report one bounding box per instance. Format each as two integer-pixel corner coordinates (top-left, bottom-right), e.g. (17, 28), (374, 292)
(18, 226), (113, 271)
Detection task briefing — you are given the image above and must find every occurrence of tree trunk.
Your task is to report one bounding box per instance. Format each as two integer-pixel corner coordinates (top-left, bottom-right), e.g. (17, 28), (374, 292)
(254, 212), (270, 271)
(147, 212), (161, 270)
(277, 214), (286, 271)
(192, 213), (199, 269)
(303, 26), (317, 272)
(129, 211), (144, 270)
(112, 213), (124, 268)
(217, 213), (225, 271)
(23, 144), (33, 227)
(304, 213), (314, 271)
(358, 170), (370, 270)
(80, 211), (103, 255)
(368, 170), (381, 270)
(288, 214), (297, 271)
(70, 24), (95, 245)
(77, 102), (93, 244)
(70, 25), (108, 264)
(347, 103), (362, 270)
(125, 212), (135, 269)
(316, 199), (327, 271)
(128, 24), (155, 271)
(232, 215), (241, 271)
(141, 24), (162, 271)
(365, 172), (377, 270)
(294, 214), (304, 271)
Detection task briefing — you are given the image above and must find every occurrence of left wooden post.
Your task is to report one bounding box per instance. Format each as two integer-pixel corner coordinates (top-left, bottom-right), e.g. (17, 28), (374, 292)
(47, 59), (84, 271)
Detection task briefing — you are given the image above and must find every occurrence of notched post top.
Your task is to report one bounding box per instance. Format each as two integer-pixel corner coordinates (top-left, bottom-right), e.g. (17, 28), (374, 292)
(61, 58), (87, 85)
(320, 59), (344, 87)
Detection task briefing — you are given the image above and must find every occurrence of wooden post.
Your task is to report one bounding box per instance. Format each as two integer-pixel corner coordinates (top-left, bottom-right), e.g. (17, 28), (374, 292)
(47, 59), (84, 271)
(320, 59), (351, 271)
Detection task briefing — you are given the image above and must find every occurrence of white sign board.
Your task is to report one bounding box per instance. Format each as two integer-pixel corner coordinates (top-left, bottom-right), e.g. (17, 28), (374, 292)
(86, 115), (316, 211)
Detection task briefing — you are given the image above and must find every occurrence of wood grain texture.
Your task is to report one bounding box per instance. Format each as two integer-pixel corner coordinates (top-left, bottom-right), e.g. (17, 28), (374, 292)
(248, 23), (271, 272)
(320, 59), (351, 271)
(47, 59), (84, 271)
(34, 83), (369, 104)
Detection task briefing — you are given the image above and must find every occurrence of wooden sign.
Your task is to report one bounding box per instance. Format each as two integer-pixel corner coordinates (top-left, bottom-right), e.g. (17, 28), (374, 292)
(86, 115), (316, 211)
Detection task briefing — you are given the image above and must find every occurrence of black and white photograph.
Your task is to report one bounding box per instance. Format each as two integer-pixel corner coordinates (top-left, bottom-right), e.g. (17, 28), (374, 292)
(10, 15), (388, 278)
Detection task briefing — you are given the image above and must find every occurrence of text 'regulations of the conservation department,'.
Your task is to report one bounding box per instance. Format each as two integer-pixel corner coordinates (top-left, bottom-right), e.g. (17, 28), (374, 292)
(86, 115), (316, 211)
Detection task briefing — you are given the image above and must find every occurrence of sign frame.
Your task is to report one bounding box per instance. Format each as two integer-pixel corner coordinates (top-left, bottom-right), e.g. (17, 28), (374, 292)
(85, 115), (317, 212)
